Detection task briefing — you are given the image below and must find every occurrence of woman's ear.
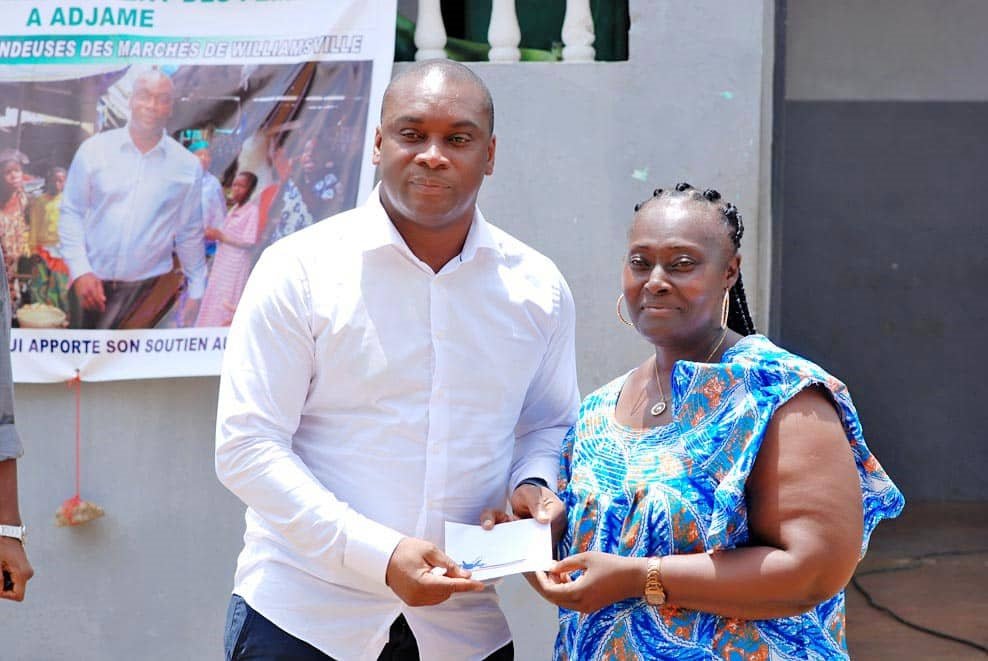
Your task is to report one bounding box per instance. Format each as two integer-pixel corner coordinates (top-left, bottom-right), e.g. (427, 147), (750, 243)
(725, 253), (741, 289)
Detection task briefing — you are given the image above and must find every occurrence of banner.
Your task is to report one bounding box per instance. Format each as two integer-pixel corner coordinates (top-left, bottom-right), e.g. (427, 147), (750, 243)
(0, 0), (396, 381)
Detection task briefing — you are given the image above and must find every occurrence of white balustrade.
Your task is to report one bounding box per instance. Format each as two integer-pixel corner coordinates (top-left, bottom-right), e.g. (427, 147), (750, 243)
(561, 0), (596, 62)
(414, 0), (447, 60)
(488, 0), (522, 63)
(410, 0), (598, 63)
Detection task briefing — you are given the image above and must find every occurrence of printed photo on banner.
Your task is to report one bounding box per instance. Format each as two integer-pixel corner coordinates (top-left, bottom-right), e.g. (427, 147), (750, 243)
(0, 61), (371, 331)
(1, 0), (395, 382)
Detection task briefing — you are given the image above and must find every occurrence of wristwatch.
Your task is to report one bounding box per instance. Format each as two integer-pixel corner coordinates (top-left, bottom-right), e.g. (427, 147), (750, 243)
(644, 556), (666, 606)
(0, 524), (25, 545)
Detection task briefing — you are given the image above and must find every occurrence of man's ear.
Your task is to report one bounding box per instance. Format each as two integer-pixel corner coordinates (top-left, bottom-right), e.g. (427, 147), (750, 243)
(485, 134), (496, 176)
(372, 127), (382, 165)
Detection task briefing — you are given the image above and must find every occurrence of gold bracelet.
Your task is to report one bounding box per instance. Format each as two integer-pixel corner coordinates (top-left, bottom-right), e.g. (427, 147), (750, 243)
(643, 556), (666, 606)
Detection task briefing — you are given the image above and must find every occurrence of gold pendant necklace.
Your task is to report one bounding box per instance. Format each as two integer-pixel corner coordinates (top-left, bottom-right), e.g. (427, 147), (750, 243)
(650, 329), (728, 417)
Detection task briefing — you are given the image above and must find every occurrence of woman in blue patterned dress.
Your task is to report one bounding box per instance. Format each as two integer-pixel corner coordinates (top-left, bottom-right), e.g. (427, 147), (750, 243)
(530, 183), (905, 660)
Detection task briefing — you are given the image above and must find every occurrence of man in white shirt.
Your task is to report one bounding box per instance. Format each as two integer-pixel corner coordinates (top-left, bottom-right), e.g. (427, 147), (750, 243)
(216, 60), (579, 660)
(59, 69), (206, 328)
(0, 256), (31, 602)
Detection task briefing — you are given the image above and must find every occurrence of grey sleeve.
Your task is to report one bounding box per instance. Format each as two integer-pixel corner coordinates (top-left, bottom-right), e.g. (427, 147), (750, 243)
(0, 253), (22, 461)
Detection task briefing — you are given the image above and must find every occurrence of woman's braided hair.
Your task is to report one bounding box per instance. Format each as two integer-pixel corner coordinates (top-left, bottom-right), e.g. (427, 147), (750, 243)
(634, 182), (756, 336)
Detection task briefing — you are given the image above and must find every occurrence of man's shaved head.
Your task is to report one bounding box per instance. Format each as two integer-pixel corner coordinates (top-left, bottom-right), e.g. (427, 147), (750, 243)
(382, 60), (494, 135)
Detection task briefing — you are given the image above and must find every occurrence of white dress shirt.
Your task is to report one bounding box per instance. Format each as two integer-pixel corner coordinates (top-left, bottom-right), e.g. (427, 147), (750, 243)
(59, 127), (208, 298)
(216, 189), (579, 660)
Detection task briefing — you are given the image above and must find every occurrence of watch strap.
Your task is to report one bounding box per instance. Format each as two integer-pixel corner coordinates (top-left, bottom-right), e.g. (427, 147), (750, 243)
(0, 524), (25, 543)
(644, 556), (666, 606)
(516, 477), (550, 490)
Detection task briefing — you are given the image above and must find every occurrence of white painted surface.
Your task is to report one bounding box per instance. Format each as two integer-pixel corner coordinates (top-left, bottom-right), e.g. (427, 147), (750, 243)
(562, 0), (596, 62)
(488, 0), (522, 63)
(414, 0), (447, 60)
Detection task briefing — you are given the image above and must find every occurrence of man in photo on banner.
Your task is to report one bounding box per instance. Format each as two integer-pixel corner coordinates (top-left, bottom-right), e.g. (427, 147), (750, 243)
(216, 60), (579, 660)
(59, 68), (206, 329)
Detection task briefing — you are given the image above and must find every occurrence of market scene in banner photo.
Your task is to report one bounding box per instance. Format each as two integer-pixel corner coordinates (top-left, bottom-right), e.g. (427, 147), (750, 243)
(2, 50), (378, 380)
(1, 0), (985, 659)
(4, 63), (366, 326)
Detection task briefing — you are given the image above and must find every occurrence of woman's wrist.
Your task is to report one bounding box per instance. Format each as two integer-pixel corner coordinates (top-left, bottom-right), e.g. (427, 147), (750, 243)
(624, 556), (651, 602)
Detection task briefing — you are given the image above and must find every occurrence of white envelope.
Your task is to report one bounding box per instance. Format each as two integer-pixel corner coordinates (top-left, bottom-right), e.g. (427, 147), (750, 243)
(444, 519), (554, 581)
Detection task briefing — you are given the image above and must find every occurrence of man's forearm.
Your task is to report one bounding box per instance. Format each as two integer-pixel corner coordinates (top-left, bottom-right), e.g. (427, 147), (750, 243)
(0, 459), (22, 524)
(176, 176), (207, 298)
(175, 234), (207, 299)
(215, 433), (403, 584)
(58, 169), (94, 281)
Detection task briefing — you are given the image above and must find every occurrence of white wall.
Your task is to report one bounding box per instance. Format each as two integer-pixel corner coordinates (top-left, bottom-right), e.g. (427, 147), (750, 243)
(4, 2), (775, 658)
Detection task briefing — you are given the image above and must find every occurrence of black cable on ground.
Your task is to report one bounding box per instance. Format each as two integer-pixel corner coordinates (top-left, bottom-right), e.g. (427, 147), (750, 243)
(850, 548), (988, 656)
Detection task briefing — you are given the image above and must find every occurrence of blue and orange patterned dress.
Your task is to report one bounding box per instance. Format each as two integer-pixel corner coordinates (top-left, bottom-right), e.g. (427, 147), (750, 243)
(556, 334), (904, 660)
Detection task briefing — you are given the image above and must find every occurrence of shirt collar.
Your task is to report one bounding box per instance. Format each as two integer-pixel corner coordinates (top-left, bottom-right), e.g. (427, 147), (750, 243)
(360, 184), (503, 263)
(460, 204), (501, 262)
(120, 126), (168, 157)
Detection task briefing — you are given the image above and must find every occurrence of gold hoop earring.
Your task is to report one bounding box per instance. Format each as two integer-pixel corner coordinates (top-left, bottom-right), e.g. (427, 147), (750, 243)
(616, 294), (634, 327)
(720, 290), (730, 330)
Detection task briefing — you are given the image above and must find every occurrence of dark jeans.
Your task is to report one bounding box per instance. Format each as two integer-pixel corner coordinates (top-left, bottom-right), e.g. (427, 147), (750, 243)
(225, 594), (514, 661)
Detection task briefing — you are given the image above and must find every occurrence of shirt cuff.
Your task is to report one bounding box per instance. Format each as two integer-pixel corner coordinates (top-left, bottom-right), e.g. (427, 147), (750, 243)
(65, 256), (94, 286)
(510, 458), (558, 497)
(0, 424), (23, 461)
(341, 511), (405, 585)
